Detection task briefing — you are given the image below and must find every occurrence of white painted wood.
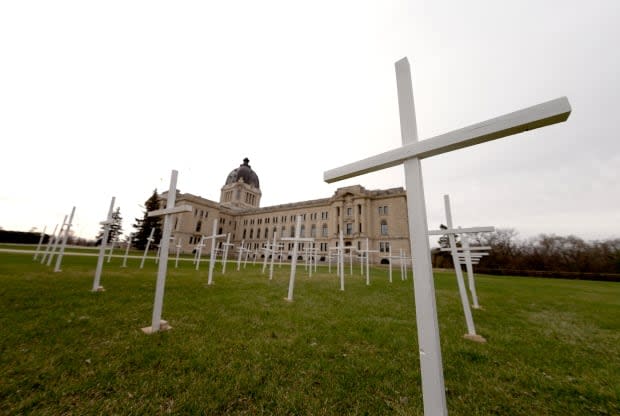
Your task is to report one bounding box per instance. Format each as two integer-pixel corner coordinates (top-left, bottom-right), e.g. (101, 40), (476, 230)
(121, 237), (132, 268)
(40, 223), (59, 264)
(54, 206), (75, 272)
(339, 231), (345, 291)
(174, 237), (182, 268)
(428, 226), (494, 236)
(92, 197), (115, 291)
(205, 219), (226, 286)
(46, 214), (67, 266)
(219, 234), (232, 273)
(144, 170), (192, 333)
(33, 226), (47, 261)
(324, 98), (571, 183)
(281, 216), (315, 301)
(140, 228), (155, 269)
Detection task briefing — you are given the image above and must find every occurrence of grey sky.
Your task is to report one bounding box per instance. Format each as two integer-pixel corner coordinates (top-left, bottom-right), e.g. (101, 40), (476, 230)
(0, 1), (618, 242)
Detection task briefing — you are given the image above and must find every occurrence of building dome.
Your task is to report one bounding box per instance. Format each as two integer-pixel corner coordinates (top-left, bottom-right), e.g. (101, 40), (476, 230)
(225, 158), (260, 189)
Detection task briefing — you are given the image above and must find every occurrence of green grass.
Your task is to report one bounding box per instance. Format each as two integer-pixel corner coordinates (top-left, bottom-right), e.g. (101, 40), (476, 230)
(0, 250), (618, 415)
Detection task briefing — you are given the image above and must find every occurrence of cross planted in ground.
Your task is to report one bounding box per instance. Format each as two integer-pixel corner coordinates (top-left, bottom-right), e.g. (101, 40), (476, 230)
(324, 57), (571, 416)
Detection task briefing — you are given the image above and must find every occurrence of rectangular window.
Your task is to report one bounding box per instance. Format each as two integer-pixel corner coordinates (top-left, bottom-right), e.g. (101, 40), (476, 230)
(322, 224), (328, 237)
(346, 223), (353, 235)
(347, 207), (352, 216)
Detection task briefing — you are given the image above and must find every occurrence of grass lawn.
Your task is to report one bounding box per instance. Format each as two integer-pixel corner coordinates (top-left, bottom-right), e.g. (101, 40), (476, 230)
(0, 250), (618, 415)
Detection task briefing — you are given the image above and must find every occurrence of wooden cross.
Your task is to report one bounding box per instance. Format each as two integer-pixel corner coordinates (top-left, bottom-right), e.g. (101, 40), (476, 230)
(236, 240), (250, 271)
(174, 237), (183, 269)
(324, 57), (571, 415)
(281, 215), (315, 301)
(53, 206), (75, 272)
(428, 196), (494, 342)
(121, 237), (132, 268)
(141, 170), (192, 334)
(204, 219), (226, 286)
(92, 197), (115, 292)
(140, 228), (156, 269)
(221, 234), (233, 273)
(357, 238), (379, 286)
(40, 222), (59, 264)
(33, 226), (47, 261)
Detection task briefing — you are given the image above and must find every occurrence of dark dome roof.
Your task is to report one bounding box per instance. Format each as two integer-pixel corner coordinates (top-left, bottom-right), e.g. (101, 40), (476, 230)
(225, 158), (260, 188)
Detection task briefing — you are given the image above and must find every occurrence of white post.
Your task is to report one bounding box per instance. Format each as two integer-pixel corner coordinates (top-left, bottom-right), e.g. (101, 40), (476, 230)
(92, 197), (115, 292)
(282, 216), (314, 301)
(54, 206), (75, 272)
(140, 228), (155, 269)
(142, 170), (192, 334)
(461, 233), (480, 308)
(46, 215), (67, 266)
(175, 237), (182, 269)
(443, 195), (479, 339)
(40, 223), (59, 264)
(236, 239), (245, 271)
(339, 231), (345, 291)
(33, 226), (47, 261)
(221, 234), (233, 273)
(121, 237), (132, 268)
(206, 219), (226, 286)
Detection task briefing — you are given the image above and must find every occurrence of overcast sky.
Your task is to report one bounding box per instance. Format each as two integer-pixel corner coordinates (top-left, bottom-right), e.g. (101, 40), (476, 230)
(1, 1), (618, 243)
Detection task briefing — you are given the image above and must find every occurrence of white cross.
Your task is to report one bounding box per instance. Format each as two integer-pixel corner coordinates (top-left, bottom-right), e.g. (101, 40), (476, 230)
(221, 234), (234, 273)
(121, 237), (132, 268)
(174, 237), (183, 269)
(428, 195), (494, 342)
(204, 219), (226, 286)
(141, 170), (192, 334)
(140, 228), (156, 270)
(441, 232), (491, 309)
(236, 240), (250, 271)
(53, 206), (75, 272)
(324, 57), (571, 416)
(44, 217), (65, 266)
(106, 239), (116, 263)
(92, 197), (115, 292)
(281, 215), (315, 301)
(357, 238), (379, 286)
(33, 226), (47, 261)
(40, 223), (59, 265)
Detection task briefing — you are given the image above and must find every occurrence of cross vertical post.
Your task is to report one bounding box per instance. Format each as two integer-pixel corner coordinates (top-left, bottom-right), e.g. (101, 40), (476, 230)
(206, 219), (226, 286)
(41, 223), (60, 264)
(140, 228), (155, 269)
(92, 197), (115, 292)
(54, 206), (75, 272)
(33, 226), (47, 261)
(121, 237), (132, 268)
(142, 170), (192, 334)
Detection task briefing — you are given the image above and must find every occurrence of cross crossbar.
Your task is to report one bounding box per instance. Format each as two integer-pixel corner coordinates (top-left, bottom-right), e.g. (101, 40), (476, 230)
(148, 205), (192, 217)
(427, 226), (495, 235)
(324, 97), (571, 183)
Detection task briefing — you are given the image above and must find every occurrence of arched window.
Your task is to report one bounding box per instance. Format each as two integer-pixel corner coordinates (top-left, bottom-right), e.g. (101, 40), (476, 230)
(264, 227), (269, 239)
(195, 220), (202, 232)
(257, 228), (261, 239)
(250, 229), (254, 239)
(243, 229), (247, 239)
(310, 224), (316, 238)
(380, 220), (388, 235)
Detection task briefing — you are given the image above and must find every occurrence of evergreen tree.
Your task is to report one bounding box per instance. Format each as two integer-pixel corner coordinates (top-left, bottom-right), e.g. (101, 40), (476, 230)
(95, 207), (124, 245)
(133, 189), (163, 250)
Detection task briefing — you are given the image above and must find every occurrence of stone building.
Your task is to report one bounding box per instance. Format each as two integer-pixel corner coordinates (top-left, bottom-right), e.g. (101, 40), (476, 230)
(163, 158), (411, 264)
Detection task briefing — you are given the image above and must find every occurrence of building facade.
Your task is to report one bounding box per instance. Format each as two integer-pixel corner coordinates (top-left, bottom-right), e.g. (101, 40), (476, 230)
(163, 158), (411, 264)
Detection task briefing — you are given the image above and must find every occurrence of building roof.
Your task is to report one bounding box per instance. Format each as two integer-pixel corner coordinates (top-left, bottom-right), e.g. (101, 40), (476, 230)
(225, 158), (260, 189)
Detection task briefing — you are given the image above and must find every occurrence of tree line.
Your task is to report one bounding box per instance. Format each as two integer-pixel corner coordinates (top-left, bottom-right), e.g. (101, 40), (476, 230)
(432, 228), (620, 280)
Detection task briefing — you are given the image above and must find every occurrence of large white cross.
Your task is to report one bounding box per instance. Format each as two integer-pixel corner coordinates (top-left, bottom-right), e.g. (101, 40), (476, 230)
(281, 215), (314, 301)
(142, 170), (192, 334)
(324, 57), (571, 416)
(92, 197), (115, 292)
(357, 238), (379, 286)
